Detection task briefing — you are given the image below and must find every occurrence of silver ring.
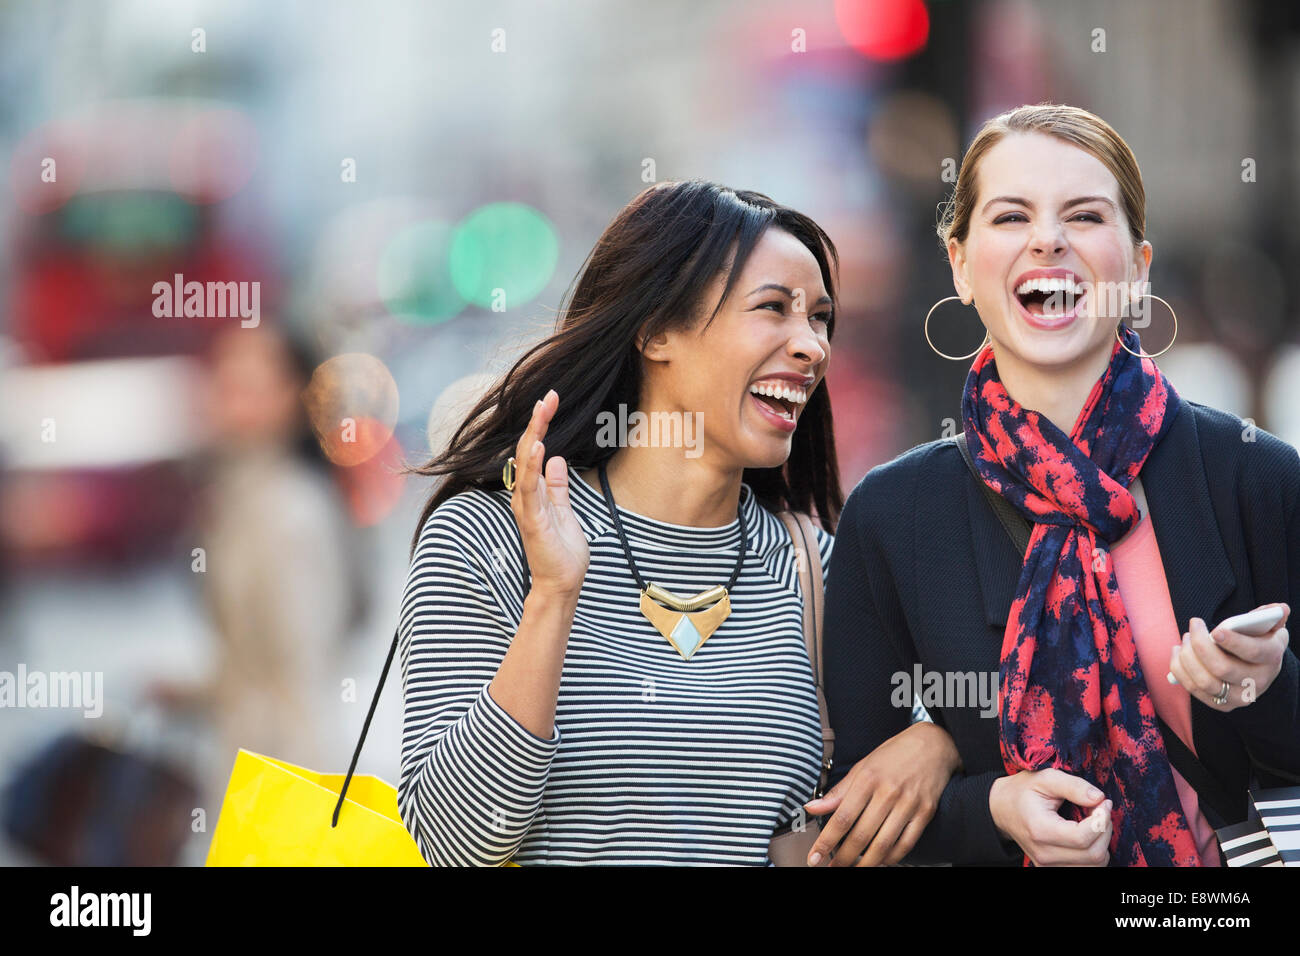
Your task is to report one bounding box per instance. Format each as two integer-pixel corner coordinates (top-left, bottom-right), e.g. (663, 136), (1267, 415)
(1212, 680), (1230, 706)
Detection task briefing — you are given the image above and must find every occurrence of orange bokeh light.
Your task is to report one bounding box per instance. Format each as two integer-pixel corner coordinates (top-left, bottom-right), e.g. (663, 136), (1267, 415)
(301, 353), (400, 467)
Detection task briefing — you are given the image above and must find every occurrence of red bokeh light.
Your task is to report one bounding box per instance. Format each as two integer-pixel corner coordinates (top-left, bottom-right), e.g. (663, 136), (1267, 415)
(835, 0), (930, 61)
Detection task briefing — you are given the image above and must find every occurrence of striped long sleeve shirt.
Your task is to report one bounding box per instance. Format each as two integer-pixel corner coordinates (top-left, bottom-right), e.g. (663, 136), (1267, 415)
(396, 464), (840, 866)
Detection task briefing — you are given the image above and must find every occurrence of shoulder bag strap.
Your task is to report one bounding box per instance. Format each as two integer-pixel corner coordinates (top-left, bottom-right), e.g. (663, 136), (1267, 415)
(955, 431), (1031, 556)
(777, 510), (834, 798)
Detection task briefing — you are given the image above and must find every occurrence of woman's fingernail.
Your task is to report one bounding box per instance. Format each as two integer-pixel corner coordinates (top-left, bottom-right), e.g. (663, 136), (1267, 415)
(1088, 787), (1102, 800)
(807, 852), (821, 866)
(1166, 671), (1178, 685)
(533, 440), (542, 456)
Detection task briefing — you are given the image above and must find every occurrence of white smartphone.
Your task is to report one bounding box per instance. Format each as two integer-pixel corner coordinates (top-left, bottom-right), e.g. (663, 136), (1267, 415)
(1213, 605), (1286, 637)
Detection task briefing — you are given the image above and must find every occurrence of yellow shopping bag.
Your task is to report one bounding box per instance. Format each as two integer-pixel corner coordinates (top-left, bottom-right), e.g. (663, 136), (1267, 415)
(204, 628), (519, 867)
(205, 627), (429, 866)
(205, 748), (427, 866)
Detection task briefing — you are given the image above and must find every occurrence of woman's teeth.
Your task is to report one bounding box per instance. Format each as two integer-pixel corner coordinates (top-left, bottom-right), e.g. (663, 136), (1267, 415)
(748, 382), (807, 405)
(1015, 277), (1085, 316)
(748, 381), (806, 423)
(1013, 277), (1083, 296)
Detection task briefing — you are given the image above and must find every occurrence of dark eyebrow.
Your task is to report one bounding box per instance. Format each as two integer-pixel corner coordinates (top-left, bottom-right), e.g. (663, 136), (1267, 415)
(981, 195), (1118, 215)
(746, 283), (833, 307)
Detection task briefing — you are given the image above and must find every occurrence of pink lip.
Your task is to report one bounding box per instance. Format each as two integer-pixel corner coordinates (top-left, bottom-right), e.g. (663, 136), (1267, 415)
(1011, 267), (1087, 331)
(749, 392), (797, 433)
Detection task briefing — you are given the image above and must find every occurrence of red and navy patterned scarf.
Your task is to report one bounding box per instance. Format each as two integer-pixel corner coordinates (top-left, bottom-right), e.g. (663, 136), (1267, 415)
(960, 324), (1200, 866)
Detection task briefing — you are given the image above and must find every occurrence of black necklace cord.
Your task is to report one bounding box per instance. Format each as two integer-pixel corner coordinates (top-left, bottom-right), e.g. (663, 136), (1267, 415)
(597, 461), (748, 593)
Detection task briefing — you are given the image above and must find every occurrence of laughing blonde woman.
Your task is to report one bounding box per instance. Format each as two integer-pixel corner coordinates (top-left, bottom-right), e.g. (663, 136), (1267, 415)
(817, 105), (1298, 867)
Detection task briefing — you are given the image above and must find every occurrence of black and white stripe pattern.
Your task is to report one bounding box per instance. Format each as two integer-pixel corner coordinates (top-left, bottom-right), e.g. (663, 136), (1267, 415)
(397, 464), (835, 866)
(1250, 786), (1300, 866)
(1217, 820), (1283, 867)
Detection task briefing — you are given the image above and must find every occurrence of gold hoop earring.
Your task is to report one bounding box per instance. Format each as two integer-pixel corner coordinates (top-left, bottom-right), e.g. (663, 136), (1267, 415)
(924, 296), (990, 361)
(502, 456), (517, 491)
(1117, 294), (1177, 359)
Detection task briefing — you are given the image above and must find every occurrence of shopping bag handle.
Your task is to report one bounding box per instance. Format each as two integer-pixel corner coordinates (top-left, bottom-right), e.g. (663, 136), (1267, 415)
(335, 500), (534, 826)
(332, 627), (399, 827)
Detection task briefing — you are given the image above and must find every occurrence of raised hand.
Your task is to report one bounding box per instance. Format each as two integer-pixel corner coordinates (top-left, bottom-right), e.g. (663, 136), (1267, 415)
(509, 389), (589, 599)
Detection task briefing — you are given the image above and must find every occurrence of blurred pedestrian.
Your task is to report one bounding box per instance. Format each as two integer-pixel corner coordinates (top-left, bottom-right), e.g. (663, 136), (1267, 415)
(149, 324), (360, 786)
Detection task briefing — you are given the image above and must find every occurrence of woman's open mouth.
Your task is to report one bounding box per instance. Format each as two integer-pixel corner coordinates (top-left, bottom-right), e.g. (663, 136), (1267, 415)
(1013, 273), (1086, 331)
(747, 379), (807, 433)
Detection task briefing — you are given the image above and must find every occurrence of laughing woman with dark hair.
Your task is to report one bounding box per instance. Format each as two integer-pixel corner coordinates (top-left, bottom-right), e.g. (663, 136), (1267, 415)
(395, 181), (961, 866)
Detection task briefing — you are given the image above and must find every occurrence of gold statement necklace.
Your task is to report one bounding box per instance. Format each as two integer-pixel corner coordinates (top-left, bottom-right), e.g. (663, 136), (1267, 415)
(598, 462), (747, 661)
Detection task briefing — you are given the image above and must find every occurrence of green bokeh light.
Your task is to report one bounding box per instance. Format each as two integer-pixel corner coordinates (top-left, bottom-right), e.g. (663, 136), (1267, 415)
(378, 220), (466, 325)
(448, 202), (559, 310)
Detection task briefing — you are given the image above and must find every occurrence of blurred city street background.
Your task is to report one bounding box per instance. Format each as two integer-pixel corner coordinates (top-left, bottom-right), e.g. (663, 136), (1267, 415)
(2, 0), (1299, 865)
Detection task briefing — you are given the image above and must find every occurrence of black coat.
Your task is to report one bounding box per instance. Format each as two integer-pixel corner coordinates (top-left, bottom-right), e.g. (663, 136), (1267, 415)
(823, 400), (1300, 865)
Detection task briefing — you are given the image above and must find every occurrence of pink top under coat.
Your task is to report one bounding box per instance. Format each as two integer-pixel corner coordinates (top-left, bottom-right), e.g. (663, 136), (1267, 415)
(1110, 509), (1223, 866)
